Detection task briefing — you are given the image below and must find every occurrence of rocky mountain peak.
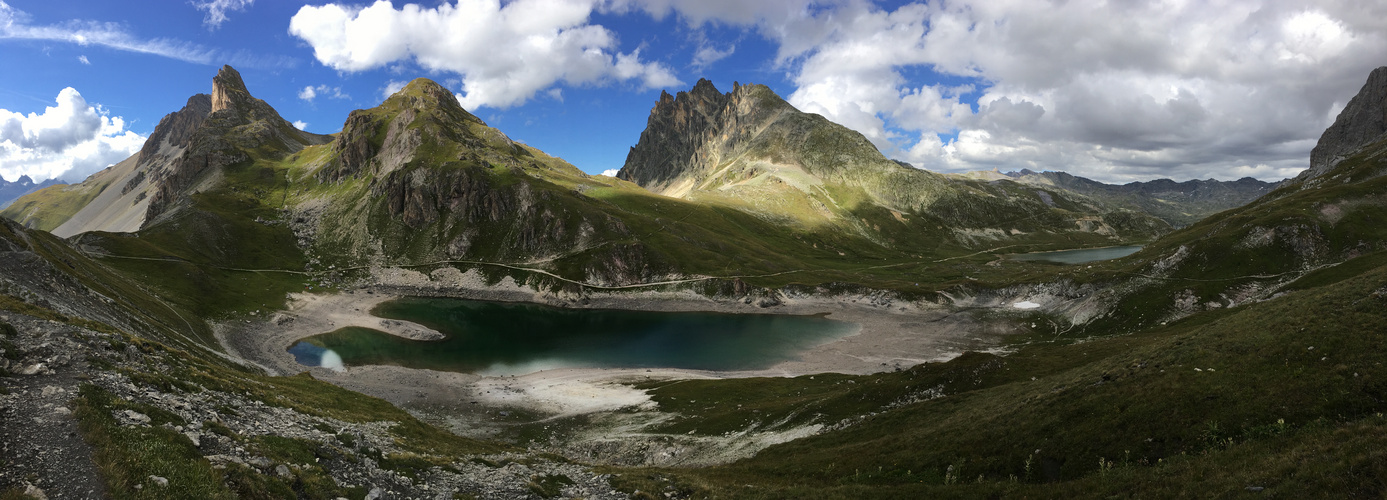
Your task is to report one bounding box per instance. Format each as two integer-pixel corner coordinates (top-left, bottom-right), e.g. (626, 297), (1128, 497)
(617, 79), (735, 190)
(618, 78), (861, 196)
(387, 78), (483, 126)
(210, 65), (249, 114)
(144, 65), (323, 223)
(136, 94), (212, 169)
(1303, 66), (1387, 180)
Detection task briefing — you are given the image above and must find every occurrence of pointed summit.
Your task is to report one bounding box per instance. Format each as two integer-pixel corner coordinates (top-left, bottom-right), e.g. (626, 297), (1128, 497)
(210, 65), (248, 113)
(383, 78), (484, 126)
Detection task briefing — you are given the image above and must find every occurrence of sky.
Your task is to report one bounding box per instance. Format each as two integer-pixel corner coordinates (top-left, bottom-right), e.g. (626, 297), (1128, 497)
(1, 0), (1385, 186)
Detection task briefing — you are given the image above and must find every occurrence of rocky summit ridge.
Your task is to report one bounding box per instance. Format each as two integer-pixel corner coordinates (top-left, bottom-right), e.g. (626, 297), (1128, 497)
(1303, 66), (1387, 180)
(143, 65), (328, 222)
(619, 78), (1170, 245)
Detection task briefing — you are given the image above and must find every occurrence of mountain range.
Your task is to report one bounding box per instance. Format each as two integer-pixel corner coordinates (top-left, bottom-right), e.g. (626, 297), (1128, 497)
(0, 174), (61, 211)
(0, 64), (1385, 498)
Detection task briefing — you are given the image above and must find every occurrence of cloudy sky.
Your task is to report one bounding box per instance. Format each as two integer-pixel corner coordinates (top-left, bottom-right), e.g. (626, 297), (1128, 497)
(1, 0), (1385, 185)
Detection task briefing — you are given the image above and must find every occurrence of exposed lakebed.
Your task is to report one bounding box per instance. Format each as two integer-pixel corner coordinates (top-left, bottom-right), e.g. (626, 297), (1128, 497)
(288, 297), (857, 375)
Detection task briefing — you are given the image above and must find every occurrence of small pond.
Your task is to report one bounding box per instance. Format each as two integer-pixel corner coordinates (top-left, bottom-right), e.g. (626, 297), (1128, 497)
(1009, 245), (1143, 264)
(288, 297), (857, 375)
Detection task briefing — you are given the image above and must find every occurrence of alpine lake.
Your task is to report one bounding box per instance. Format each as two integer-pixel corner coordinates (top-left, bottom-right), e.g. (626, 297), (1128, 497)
(288, 297), (857, 375)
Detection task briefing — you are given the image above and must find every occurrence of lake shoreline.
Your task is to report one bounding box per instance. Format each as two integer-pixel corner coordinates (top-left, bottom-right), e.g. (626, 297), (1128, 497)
(215, 267), (1021, 448)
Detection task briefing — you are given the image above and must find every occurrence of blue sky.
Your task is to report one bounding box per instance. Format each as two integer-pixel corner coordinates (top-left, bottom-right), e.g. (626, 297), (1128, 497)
(2, 1), (1386, 185)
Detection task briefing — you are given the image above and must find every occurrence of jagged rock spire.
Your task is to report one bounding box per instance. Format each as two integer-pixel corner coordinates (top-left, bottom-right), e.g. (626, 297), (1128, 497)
(210, 65), (249, 114)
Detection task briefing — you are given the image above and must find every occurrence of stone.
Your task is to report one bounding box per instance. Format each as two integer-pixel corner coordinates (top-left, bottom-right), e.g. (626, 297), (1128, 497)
(275, 464), (291, 478)
(123, 410), (151, 425)
(365, 486), (385, 500)
(149, 475), (169, 487)
(19, 363), (44, 376)
(184, 431), (201, 447)
(23, 483), (48, 500)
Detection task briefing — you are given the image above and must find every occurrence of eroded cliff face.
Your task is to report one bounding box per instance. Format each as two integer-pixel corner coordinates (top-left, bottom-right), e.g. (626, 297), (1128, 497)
(1303, 66), (1387, 180)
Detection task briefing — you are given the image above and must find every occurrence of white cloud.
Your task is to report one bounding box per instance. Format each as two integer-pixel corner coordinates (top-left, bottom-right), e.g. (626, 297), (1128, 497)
(636, 0), (1387, 182)
(380, 80), (408, 101)
(600, 169), (619, 177)
(77, 55), (89, 65)
(288, 0), (682, 110)
(0, 1), (213, 63)
(298, 84), (349, 102)
(0, 87), (145, 183)
(292, 120), (308, 130)
(192, 0), (254, 30)
(691, 44), (733, 69)
(0, 1), (293, 69)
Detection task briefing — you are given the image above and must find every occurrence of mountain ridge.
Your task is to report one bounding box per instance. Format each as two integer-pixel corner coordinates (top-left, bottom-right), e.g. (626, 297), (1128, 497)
(0, 174), (61, 210)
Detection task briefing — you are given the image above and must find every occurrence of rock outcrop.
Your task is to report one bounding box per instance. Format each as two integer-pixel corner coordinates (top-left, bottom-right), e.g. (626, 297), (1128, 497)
(1302, 66), (1387, 180)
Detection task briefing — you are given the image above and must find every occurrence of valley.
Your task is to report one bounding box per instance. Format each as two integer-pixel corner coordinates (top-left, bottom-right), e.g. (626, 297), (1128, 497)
(1, 62), (1385, 499)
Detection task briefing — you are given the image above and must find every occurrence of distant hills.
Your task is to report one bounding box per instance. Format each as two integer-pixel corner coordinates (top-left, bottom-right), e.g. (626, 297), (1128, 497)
(0, 174), (60, 210)
(967, 169), (1276, 227)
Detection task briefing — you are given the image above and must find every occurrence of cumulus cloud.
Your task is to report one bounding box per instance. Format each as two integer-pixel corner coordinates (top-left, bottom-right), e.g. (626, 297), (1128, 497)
(77, 55), (90, 65)
(0, 87), (145, 182)
(298, 84), (349, 102)
(288, 0), (681, 110)
(292, 120), (308, 130)
(639, 0), (1387, 182)
(192, 0), (254, 30)
(600, 169), (619, 177)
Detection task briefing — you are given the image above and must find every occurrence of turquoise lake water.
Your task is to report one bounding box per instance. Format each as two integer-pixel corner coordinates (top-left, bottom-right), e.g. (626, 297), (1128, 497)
(288, 297), (857, 375)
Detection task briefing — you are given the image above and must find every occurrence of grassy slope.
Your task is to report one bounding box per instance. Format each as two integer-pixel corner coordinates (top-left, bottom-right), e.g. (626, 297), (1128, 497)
(80, 159), (308, 323)
(1, 216), (503, 497)
(0, 180), (101, 231)
(594, 141), (1387, 498)
(1043, 136), (1387, 335)
(605, 249), (1387, 498)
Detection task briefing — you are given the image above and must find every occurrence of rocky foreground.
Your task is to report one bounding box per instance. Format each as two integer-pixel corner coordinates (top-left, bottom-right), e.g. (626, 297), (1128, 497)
(0, 312), (634, 500)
